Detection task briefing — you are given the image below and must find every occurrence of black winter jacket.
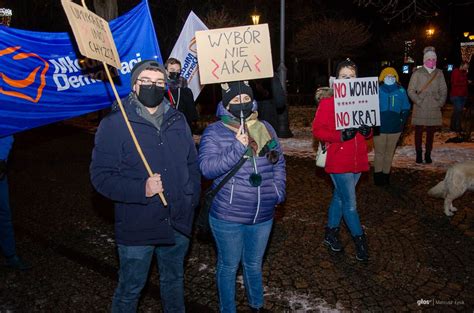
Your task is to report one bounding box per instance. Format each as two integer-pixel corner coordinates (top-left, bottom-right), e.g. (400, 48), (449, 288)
(90, 94), (200, 245)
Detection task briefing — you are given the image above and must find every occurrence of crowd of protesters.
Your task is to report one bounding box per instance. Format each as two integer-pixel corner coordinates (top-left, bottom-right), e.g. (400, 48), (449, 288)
(2, 40), (471, 312)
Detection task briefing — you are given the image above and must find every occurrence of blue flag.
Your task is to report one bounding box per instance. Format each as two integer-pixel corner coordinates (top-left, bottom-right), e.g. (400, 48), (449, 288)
(0, 0), (162, 136)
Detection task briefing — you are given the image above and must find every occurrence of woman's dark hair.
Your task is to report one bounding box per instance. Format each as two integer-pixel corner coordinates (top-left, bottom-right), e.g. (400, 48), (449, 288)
(335, 58), (358, 77)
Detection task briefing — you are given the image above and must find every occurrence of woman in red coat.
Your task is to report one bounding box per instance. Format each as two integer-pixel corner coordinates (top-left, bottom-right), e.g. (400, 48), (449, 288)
(312, 59), (372, 262)
(450, 62), (469, 132)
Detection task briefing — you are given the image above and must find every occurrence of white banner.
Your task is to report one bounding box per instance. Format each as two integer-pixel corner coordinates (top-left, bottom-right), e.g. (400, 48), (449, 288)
(169, 11), (208, 99)
(333, 77), (380, 130)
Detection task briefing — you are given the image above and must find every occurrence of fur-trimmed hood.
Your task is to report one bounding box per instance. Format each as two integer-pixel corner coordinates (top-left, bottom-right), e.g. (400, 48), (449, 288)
(315, 87), (333, 105)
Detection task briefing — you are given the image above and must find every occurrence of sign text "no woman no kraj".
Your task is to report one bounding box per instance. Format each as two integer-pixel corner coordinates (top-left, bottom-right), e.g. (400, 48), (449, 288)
(334, 77), (380, 130)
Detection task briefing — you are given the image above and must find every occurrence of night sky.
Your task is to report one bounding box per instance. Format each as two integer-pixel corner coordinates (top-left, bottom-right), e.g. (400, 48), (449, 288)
(1, 0), (473, 92)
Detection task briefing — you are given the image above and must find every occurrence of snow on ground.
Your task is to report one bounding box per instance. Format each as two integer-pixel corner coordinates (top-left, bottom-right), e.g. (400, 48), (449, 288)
(264, 286), (345, 312)
(279, 127), (474, 173)
(67, 106), (473, 173)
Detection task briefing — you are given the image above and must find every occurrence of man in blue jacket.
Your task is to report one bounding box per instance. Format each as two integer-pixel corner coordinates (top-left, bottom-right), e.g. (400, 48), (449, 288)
(90, 60), (200, 313)
(1, 135), (31, 271)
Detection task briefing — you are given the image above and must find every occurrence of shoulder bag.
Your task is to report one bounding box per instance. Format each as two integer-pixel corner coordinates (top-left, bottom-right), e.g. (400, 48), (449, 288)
(315, 141), (327, 168)
(196, 156), (247, 236)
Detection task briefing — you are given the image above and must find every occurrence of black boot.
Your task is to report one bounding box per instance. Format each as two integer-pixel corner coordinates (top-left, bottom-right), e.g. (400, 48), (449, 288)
(324, 226), (343, 252)
(353, 234), (369, 262)
(373, 172), (384, 186)
(416, 150), (423, 164)
(425, 151), (432, 164)
(249, 307), (271, 313)
(382, 173), (390, 185)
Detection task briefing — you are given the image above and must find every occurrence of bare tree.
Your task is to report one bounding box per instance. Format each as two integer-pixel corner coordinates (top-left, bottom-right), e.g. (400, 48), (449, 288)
(202, 8), (242, 29)
(354, 0), (441, 23)
(380, 24), (453, 64)
(93, 0), (118, 21)
(356, 0), (474, 23)
(291, 18), (371, 77)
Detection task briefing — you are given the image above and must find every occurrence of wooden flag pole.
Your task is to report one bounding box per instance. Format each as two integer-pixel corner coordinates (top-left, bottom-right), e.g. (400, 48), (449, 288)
(102, 63), (168, 206)
(80, 0), (167, 206)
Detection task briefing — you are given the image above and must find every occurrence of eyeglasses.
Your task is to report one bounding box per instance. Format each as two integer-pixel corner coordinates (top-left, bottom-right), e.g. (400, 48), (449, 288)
(137, 78), (165, 87)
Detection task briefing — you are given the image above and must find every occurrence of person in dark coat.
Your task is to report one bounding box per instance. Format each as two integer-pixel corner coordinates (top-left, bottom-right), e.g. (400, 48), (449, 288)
(198, 81), (286, 313)
(449, 62), (469, 132)
(0, 135), (31, 271)
(251, 74), (286, 133)
(90, 60), (200, 313)
(165, 57), (198, 133)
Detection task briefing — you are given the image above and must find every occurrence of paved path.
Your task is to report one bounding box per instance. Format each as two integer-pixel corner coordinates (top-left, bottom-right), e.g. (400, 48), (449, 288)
(1, 124), (473, 312)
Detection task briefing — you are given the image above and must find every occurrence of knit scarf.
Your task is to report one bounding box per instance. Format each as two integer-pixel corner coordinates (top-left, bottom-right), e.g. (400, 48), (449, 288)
(221, 112), (272, 155)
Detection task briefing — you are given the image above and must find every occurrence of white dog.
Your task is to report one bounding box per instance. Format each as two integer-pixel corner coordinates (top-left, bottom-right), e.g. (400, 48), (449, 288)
(428, 161), (474, 216)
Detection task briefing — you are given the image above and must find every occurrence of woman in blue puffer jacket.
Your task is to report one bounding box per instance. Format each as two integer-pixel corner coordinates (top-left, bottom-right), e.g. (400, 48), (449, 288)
(198, 80), (286, 313)
(373, 67), (411, 186)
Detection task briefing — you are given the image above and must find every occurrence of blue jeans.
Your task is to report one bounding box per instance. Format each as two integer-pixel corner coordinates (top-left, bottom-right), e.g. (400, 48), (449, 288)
(450, 96), (466, 132)
(0, 177), (16, 258)
(328, 173), (363, 236)
(209, 216), (273, 313)
(111, 230), (190, 313)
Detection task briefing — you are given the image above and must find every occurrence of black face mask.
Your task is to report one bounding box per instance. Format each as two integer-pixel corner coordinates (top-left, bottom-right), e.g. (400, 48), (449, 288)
(168, 72), (180, 81)
(137, 85), (165, 108)
(228, 101), (253, 119)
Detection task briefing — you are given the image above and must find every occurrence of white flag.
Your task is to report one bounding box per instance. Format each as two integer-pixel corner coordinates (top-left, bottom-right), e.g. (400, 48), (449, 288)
(169, 11), (208, 99)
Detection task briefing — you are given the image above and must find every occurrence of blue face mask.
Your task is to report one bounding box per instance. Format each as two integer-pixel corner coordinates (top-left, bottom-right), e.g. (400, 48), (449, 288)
(384, 76), (396, 85)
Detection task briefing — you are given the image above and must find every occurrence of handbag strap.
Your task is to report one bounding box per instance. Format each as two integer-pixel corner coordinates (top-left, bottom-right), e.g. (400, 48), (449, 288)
(418, 71), (438, 94)
(319, 141), (327, 152)
(208, 156), (247, 197)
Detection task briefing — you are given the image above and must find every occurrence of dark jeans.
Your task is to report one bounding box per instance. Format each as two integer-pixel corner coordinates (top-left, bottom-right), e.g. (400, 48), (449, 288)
(0, 176), (16, 258)
(111, 230), (190, 313)
(415, 125), (437, 153)
(450, 96), (467, 132)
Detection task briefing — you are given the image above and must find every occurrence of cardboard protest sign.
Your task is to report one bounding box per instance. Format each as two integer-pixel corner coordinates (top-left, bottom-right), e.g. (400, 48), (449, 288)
(61, 0), (121, 69)
(195, 24), (273, 84)
(333, 77), (380, 130)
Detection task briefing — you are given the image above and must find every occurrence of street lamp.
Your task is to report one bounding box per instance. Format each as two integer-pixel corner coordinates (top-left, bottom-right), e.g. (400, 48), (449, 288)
(0, 8), (12, 27)
(464, 32), (470, 38)
(426, 27), (435, 37)
(276, 0), (293, 138)
(250, 8), (260, 25)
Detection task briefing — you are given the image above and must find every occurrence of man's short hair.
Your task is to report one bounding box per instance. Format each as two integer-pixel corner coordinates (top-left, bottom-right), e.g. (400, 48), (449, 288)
(165, 57), (182, 69)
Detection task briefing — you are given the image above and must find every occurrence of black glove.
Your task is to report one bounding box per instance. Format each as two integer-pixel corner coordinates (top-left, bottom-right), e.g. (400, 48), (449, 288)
(341, 128), (357, 141)
(358, 125), (371, 137)
(0, 160), (7, 180)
